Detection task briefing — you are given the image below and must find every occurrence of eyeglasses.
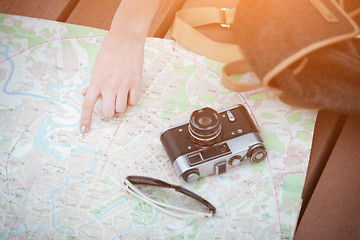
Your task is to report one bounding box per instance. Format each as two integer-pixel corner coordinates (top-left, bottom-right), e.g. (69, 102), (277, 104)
(123, 176), (216, 218)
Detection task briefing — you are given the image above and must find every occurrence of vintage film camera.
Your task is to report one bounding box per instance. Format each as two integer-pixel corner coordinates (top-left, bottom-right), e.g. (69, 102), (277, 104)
(160, 105), (267, 182)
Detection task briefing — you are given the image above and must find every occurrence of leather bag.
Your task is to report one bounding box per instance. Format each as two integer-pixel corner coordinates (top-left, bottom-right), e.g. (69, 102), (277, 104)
(171, 0), (360, 114)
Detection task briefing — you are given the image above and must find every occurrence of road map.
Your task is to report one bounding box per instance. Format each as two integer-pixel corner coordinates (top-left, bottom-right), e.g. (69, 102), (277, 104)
(0, 14), (318, 239)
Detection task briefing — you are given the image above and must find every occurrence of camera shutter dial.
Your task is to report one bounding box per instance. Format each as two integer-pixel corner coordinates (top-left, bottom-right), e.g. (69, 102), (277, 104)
(183, 169), (200, 183)
(228, 155), (243, 166)
(248, 145), (267, 162)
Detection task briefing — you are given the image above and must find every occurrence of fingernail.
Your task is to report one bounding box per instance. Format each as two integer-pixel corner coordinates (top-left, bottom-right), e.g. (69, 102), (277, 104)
(81, 87), (88, 96)
(81, 125), (88, 134)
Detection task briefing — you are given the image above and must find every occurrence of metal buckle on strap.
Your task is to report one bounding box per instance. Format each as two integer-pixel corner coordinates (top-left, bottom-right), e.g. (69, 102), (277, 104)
(220, 8), (231, 29)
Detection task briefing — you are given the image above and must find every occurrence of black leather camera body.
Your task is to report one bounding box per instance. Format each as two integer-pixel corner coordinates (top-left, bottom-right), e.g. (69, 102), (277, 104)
(160, 105), (267, 182)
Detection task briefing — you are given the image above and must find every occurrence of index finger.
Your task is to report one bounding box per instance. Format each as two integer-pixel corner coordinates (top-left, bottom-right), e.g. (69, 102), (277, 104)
(81, 88), (100, 133)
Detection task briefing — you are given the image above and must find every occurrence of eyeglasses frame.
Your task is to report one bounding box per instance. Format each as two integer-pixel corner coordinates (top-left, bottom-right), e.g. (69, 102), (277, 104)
(123, 175), (216, 218)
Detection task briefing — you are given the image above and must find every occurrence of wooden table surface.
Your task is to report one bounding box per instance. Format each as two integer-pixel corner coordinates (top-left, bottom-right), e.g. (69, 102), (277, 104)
(0, 0), (185, 37)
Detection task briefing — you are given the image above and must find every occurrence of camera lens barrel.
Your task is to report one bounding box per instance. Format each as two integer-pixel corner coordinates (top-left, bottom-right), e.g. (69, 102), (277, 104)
(188, 107), (222, 146)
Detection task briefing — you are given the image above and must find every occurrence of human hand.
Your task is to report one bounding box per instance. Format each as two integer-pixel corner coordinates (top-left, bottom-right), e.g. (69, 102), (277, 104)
(80, 32), (144, 133)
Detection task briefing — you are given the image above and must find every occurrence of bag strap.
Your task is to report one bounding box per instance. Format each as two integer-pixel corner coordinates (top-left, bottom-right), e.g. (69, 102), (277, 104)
(171, 7), (263, 92)
(172, 7), (243, 63)
(221, 60), (263, 92)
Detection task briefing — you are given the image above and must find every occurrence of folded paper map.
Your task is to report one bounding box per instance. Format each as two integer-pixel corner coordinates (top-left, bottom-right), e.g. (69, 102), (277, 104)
(0, 14), (317, 239)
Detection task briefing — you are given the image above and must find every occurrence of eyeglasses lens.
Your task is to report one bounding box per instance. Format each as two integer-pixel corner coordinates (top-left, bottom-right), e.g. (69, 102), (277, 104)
(133, 184), (210, 213)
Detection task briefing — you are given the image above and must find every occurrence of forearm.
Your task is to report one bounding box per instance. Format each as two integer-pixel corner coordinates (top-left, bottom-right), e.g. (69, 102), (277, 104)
(80, 0), (162, 132)
(109, 0), (162, 40)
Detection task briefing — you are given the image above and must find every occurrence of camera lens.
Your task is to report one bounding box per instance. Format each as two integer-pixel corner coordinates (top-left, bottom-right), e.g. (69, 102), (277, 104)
(188, 107), (222, 146)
